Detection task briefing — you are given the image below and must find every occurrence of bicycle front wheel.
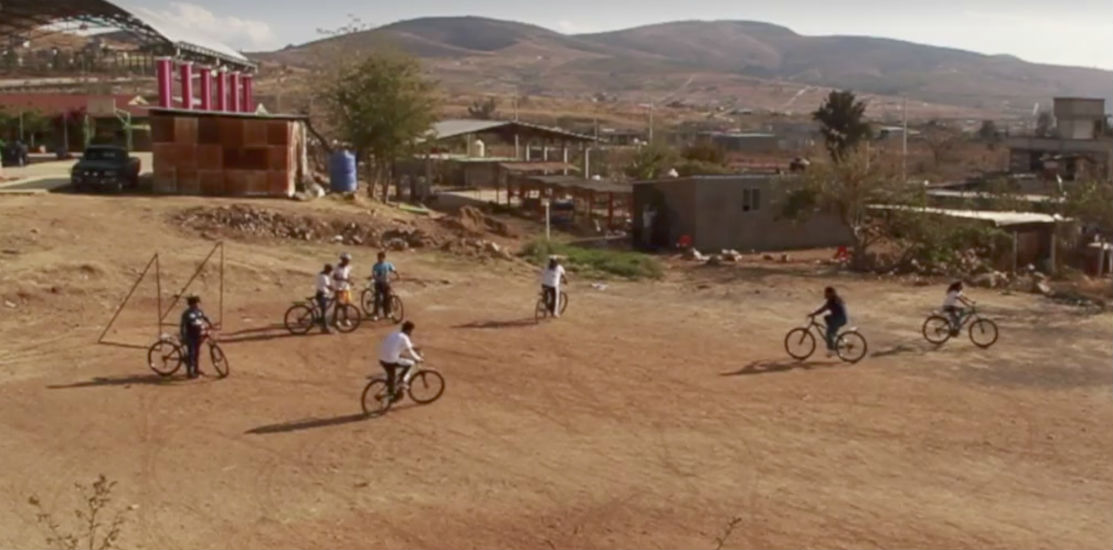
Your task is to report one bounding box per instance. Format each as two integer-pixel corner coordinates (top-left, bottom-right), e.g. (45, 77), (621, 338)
(836, 331), (868, 363)
(333, 304), (362, 333)
(534, 299), (549, 323)
(284, 304), (316, 335)
(408, 369), (446, 405)
(922, 315), (952, 345)
(209, 343), (229, 378)
(558, 292), (569, 315)
(147, 339), (182, 377)
(388, 295), (405, 324)
(784, 328), (816, 360)
(360, 289), (376, 318)
(361, 378), (393, 417)
(969, 318), (999, 348)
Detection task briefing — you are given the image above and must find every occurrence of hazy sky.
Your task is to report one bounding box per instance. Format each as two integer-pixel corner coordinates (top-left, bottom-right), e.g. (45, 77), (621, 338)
(131, 0), (1113, 69)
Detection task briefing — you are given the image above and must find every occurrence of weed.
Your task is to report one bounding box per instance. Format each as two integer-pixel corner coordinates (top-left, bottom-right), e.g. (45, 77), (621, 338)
(28, 474), (132, 550)
(522, 239), (662, 280)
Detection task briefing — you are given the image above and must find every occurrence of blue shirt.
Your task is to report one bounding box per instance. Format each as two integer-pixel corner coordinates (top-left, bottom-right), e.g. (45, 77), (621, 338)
(825, 297), (847, 321)
(180, 307), (209, 340)
(372, 261), (395, 283)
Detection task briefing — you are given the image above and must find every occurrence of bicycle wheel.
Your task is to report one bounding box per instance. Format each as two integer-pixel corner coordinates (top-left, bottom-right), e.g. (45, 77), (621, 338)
(969, 318), (999, 349)
(209, 343), (230, 378)
(147, 339), (182, 377)
(408, 369), (446, 405)
(836, 331), (868, 363)
(333, 304), (362, 333)
(360, 289), (376, 318)
(534, 298), (549, 322)
(558, 292), (569, 315)
(784, 328), (816, 360)
(388, 295), (405, 324)
(922, 315), (953, 345)
(361, 377), (393, 417)
(283, 304), (316, 335)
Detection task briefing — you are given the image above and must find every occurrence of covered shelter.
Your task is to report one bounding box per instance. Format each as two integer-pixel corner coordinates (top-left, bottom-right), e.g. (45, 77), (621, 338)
(425, 119), (596, 175)
(510, 174), (633, 231)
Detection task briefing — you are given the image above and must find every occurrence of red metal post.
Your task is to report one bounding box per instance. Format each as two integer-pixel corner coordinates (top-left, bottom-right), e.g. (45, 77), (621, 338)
(215, 68), (228, 111)
(198, 66), (212, 110)
(240, 74), (254, 113)
(229, 72), (241, 112)
(155, 57), (172, 108)
(179, 62), (193, 109)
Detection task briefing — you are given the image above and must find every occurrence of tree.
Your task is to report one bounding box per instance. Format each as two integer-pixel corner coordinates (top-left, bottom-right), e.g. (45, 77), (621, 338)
(467, 97), (498, 120)
(1035, 111), (1055, 137)
(1060, 179), (1113, 235)
(624, 142), (678, 180)
(977, 120), (1000, 143)
(316, 51), (438, 200)
(781, 147), (906, 270)
(681, 142), (726, 165)
(812, 90), (871, 162)
(922, 123), (963, 168)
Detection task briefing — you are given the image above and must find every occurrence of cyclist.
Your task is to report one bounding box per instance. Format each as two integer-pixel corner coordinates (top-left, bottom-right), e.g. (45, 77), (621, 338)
(315, 264), (334, 333)
(179, 295), (211, 378)
(942, 281), (974, 335)
(369, 251), (398, 320)
(809, 286), (847, 358)
(540, 256), (568, 317)
(333, 252), (354, 305)
(378, 320), (423, 401)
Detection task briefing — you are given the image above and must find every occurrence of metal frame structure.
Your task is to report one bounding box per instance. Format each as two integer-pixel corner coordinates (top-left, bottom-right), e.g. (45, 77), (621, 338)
(0, 0), (254, 71)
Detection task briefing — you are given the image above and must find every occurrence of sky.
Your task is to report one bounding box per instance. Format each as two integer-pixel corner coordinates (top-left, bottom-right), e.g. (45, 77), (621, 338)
(129, 0), (1113, 70)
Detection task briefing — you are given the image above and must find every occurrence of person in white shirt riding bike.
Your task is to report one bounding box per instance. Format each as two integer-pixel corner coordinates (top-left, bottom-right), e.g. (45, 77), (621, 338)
(540, 256), (568, 317)
(942, 281), (974, 335)
(315, 264), (334, 333)
(378, 321), (423, 401)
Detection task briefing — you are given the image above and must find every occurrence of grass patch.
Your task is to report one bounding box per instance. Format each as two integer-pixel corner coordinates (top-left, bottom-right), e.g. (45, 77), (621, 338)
(522, 239), (663, 280)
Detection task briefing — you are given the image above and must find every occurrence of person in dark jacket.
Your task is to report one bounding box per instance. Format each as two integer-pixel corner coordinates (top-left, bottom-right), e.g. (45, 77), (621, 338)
(810, 286), (848, 357)
(179, 295), (210, 378)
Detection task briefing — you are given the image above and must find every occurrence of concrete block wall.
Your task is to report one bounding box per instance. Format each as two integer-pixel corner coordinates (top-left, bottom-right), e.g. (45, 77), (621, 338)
(151, 111), (296, 197)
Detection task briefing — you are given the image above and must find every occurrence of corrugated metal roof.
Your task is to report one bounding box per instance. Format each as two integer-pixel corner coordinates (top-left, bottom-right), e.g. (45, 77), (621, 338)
(868, 205), (1066, 226)
(925, 189), (1062, 203)
(427, 119), (595, 142)
(112, 0), (250, 65)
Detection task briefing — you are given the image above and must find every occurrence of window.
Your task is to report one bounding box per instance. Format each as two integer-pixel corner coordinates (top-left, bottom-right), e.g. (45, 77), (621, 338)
(742, 188), (761, 212)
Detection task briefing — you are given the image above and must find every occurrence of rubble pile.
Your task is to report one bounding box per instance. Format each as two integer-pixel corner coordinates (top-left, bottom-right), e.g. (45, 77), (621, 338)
(438, 206), (514, 237)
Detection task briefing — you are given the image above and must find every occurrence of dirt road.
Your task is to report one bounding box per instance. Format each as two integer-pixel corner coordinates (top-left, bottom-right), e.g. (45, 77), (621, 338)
(0, 194), (1110, 549)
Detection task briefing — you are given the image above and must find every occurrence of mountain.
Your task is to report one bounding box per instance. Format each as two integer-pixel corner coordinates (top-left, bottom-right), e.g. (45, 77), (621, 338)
(253, 17), (1113, 116)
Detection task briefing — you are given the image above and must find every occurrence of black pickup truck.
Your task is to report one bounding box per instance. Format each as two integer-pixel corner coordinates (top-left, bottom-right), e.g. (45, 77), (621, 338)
(71, 145), (141, 193)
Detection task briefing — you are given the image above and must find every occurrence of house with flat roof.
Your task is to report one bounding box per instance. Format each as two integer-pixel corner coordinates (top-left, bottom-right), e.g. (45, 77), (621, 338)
(1006, 97), (1113, 181)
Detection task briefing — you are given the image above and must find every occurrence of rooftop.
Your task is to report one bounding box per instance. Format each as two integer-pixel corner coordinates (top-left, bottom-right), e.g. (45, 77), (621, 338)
(0, 93), (149, 116)
(868, 205), (1066, 227)
(427, 119), (596, 143)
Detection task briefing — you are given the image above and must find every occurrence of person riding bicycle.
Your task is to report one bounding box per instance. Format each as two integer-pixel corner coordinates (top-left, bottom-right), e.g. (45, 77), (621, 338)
(809, 286), (847, 358)
(942, 281), (974, 336)
(369, 251), (398, 320)
(333, 252), (354, 305)
(315, 264), (334, 333)
(179, 295), (211, 378)
(379, 321), (423, 401)
(540, 256), (567, 317)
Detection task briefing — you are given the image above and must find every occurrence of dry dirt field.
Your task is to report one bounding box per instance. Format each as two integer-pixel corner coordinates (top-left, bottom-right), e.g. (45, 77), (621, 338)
(0, 193), (1110, 549)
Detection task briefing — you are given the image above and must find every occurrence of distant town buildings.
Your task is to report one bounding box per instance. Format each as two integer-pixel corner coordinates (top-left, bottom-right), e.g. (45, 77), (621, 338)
(1006, 97), (1113, 181)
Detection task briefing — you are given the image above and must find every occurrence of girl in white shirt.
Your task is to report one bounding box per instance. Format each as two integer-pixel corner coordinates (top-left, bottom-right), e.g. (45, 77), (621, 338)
(942, 281), (973, 334)
(540, 257), (568, 317)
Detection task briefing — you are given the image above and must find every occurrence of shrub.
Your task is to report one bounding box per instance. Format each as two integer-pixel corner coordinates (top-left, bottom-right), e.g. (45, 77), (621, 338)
(522, 240), (663, 280)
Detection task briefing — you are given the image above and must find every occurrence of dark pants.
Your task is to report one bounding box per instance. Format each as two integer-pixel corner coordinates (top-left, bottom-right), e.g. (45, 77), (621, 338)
(315, 291), (330, 331)
(943, 306), (963, 331)
(373, 281), (392, 316)
(824, 314), (846, 350)
(380, 361), (410, 395)
(184, 335), (201, 375)
(542, 285), (557, 314)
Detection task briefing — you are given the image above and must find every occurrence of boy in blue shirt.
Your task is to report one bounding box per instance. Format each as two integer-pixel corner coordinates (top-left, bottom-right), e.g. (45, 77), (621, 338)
(809, 286), (847, 358)
(179, 295), (210, 378)
(370, 251), (399, 320)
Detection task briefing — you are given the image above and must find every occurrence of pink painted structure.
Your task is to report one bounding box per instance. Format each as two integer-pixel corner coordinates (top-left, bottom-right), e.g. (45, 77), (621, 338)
(154, 61), (254, 113)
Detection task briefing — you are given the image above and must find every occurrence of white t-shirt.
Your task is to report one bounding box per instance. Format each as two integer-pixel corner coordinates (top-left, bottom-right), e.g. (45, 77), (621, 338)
(379, 331), (420, 363)
(333, 264), (352, 291)
(942, 289), (963, 308)
(315, 273), (332, 294)
(541, 265), (566, 288)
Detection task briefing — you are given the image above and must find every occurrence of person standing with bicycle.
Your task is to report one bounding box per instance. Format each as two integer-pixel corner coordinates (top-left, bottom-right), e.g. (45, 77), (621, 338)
(379, 321), (423, 401)
(540, 256), (567, 317)
(809, 286), (848, 358)
(179, 295), (210, 379)
(315, 264), (334, 334)
(942, 281), (974, 336)
(370, 251), (398, 321)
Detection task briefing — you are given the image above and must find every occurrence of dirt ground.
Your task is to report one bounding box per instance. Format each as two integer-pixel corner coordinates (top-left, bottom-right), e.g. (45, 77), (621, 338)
(0, 193), (1110, 549)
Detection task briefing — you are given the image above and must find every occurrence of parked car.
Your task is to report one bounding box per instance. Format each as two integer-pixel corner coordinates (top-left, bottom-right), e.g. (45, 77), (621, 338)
(71, 145), (141, 193)
(1, 140), (30, 167)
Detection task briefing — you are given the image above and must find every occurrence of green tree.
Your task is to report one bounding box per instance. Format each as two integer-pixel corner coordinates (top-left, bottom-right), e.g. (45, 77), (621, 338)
(812, 90), (871, 162)
(624, 141), (678, 180)
(681, 142), (726, 165)
(1060, 179), (1113, 234)
(977, 120), (1000, 143)
(315, 51), (438, 200)
(467, 97), (499, 120)
(1035, 111), (1055, 137)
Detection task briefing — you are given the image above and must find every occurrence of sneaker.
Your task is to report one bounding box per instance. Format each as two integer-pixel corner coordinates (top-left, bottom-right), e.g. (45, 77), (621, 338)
(826, 350), (835, 358)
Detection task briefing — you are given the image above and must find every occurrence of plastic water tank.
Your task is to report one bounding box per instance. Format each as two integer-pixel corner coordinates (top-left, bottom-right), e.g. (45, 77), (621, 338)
(329, 150), (357, 193)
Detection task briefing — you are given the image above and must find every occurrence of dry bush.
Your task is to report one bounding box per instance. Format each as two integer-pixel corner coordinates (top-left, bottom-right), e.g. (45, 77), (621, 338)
(27, 475), (132, 550)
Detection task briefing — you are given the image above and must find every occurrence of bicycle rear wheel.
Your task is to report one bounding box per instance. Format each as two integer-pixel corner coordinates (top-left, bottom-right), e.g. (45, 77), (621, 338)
(361, 378), (393, 417)
(408, 370), (445, 404)
(333, 304), (362, 333)
(558, 292), (569, 315)
(969, 318), (999, 348)
(388, 295), (405, 324)
(147, 339), (182, 377)
(922, 315), (952, 345)
(284, 304), (316, 335)
(360, 289), (376, 318)
(836, 331), (868, 363)
(209, 343), (230, 378)
(784, 328), (816, 360)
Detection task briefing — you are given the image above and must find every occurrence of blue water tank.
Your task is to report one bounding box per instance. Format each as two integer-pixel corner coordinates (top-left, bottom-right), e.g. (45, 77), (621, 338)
(329, 150), (357, 193)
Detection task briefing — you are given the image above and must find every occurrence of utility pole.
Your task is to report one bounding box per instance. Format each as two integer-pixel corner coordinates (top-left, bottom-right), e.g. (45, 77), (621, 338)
(901, 96), (908, 183)
(648, 104), (655, 142)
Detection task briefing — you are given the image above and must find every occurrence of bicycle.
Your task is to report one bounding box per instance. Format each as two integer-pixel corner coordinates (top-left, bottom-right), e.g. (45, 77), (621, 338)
(146, 326), (229, 379)
(361, 353), (446, 417)
(784, 315), (868, 363)
(283, 292), (362, 335)
(360, 281), (404, 324)
(922, 305), (998, 348)
(534, 289), (569, 322)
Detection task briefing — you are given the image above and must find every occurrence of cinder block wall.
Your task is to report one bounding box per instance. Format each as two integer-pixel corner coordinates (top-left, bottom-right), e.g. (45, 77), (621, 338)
(151, 111), (296, 197)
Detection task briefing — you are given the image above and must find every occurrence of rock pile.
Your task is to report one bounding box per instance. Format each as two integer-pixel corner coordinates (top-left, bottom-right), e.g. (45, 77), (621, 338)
(438, 206), (514, 237)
